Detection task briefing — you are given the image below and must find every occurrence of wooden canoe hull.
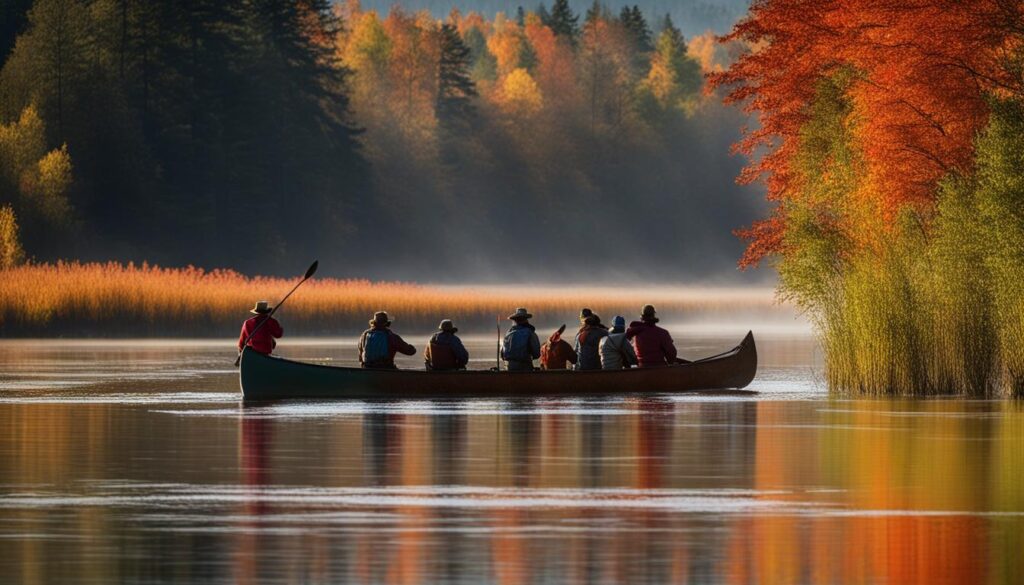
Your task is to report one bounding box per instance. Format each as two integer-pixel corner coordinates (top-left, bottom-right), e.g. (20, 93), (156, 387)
(239, 331), (757, 400)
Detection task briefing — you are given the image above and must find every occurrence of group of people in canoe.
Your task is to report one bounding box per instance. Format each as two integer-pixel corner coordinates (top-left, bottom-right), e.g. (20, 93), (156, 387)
(238, 303), (679, 371)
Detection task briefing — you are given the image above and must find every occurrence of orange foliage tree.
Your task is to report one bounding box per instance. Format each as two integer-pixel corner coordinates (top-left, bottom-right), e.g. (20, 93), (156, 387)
(711, 0), (1023, 267)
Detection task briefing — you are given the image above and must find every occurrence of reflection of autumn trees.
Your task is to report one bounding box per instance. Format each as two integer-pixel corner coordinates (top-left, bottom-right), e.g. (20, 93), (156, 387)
(6, 397), (1024, 583)
(725, 401), (1024, 585)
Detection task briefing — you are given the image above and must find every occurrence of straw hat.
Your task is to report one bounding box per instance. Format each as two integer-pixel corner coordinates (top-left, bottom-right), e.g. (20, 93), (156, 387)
(508, 307), (533, 320)
(250, 301), (272, 314)
(438, 319), (458, 333)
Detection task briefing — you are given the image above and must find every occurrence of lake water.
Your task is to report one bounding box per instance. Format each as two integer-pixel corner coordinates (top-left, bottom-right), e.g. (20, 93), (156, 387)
(0, 333), (1022, 584)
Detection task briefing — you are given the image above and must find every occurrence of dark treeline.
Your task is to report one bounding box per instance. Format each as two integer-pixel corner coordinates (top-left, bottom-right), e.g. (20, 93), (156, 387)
(357, 0), (750, 37)
(0, 0), (761, 281)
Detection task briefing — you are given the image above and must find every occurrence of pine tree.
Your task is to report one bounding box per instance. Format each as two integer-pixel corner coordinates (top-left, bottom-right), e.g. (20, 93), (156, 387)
(238, 0), (368, 266)
(584, 1), (606, 27)
(535, 3), (551, 27)
(548, 0), (578, 42)
(516, 6), (526, 27)
(436, 23), (477, 131)
(517, 35), (537, 71)
(621, 5), (652, 53)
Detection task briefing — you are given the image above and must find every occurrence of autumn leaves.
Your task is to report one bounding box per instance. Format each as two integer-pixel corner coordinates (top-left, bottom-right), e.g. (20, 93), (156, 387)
(713, 0), (1024, 395)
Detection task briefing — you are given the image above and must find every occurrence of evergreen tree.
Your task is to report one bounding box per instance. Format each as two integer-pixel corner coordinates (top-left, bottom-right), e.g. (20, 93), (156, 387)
(436, 23), (477, 131)
(518, 35), (538, 71)
(516, 6), (526, 27)
(548, 0), (578, 41)
(241, 0), (367, 266)
(620, 5), (652, 53)
(437, 23), (478, 171)
(535, 2), (551, 27)
(584, 1), (606, 27)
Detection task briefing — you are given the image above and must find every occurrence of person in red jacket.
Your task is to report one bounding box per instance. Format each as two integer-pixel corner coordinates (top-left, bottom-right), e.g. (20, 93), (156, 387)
(540, 324), (578, 370)
(238, 301), (283, 355)
(625, 305), (678, 367)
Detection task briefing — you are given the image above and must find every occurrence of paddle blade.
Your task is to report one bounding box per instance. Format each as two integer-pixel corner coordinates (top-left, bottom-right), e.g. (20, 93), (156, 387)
(304, 260), (319, 280)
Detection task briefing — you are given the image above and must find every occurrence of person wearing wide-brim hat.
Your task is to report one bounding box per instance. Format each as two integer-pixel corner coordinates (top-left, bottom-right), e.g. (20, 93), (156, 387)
(359, 311), (416, 369)
(237, 300), (283, 356)
(501, 308), (541, 371)
(424, 319), (469, 371)
(625, 304), (679, 367)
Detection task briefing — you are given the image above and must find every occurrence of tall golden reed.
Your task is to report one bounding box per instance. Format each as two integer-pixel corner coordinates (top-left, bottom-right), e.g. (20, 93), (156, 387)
(0, 262), (782, 336)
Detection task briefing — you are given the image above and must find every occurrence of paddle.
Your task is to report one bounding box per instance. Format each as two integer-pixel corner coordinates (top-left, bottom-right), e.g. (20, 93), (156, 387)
(234, 260), (319, 367)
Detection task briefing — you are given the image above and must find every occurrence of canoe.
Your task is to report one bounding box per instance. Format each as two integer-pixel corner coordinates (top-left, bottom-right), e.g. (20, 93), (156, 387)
(239, 331), (757, 400)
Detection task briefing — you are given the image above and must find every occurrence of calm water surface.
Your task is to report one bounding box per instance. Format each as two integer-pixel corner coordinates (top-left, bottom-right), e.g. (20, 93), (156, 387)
(1, 333), (1022, 584)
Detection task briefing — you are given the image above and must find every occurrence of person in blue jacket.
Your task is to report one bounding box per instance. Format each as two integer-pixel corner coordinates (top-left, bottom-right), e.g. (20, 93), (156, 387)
(501, 308), (541, 371)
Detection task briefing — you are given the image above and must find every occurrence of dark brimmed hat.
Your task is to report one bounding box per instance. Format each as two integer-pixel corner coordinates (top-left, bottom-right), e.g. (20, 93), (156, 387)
(579, 308), (593, 321)
(641, 304), (658, 322)
(438, 319), (458, 333)
(250, 300), (272, 314)
(370, 311), (392, 327)
(509, 307), (533, 320)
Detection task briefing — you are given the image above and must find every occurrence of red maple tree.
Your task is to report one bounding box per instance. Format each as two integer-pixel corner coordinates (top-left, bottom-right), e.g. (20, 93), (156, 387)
(711, 0), (1023, 267)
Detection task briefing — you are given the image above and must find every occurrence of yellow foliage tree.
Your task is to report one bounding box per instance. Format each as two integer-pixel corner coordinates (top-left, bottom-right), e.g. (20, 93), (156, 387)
(498, 68), (543, 115)
(345, 11), (392, 76)
(0, 106), (47, 188)
(27, 145), (73, 225)
(0, 106), (73, 252)
(486, 20), (525, 76)
(0, 205), (24, 268)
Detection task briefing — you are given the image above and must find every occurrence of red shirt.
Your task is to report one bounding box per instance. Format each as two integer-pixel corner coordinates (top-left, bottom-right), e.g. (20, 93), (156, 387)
(238, 315), (283, 354)
(625, 320), (677, 367)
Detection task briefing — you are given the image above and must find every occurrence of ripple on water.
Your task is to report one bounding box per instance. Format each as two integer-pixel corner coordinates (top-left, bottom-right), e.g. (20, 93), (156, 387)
(0, 392), (237, 404)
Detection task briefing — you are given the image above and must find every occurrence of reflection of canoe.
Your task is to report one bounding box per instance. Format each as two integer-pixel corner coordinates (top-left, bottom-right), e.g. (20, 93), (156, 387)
(239, 331), (757, 400)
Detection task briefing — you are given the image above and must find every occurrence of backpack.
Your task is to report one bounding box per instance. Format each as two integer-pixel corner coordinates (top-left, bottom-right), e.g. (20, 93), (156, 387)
(363, 330), (391, 364)
(504, 327), (532, 362)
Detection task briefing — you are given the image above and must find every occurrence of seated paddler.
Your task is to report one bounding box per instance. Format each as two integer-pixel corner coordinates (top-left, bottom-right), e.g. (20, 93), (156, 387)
(424, 319), (469, 371)
(359, 311), (416, 369)
(238, 300), (283, 356)
(574, 309), (609, 371)
(540, 324), (577, 370)
(501, 308), (541, 371)
(625, 305), (678, 367)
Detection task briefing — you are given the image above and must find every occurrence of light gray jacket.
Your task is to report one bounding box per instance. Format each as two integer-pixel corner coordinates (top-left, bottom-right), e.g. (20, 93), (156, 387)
(599, 332), (638, 370)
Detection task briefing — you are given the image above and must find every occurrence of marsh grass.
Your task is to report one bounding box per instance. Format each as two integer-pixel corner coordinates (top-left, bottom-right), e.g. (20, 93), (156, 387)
(793, 98), (1024, 397)
(0, 262), (783, 337)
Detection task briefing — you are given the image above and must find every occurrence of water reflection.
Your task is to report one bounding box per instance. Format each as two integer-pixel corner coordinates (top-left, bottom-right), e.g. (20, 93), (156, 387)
(1, 339), (1023, 584)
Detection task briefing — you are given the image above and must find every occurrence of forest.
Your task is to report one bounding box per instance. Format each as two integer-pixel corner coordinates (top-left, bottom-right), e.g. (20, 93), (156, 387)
(0, 0), (758, 281)
(713, 0), (1024, 395)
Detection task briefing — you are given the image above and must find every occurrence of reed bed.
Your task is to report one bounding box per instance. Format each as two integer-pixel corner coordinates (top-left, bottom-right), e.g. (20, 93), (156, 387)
(0, 262), (786, 337)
